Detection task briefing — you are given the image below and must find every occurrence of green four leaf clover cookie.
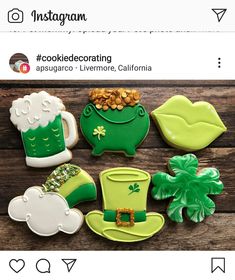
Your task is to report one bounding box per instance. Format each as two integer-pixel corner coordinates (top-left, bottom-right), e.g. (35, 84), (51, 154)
(151, 154), (224, 223)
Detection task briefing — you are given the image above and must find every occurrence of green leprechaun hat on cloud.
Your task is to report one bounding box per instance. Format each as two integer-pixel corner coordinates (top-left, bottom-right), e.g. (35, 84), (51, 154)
(86, 167), (165, 242)
(42, 164), (97, 208)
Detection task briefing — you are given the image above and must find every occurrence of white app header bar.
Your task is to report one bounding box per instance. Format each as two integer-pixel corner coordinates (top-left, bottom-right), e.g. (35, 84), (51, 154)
(0, 0), (235, 32)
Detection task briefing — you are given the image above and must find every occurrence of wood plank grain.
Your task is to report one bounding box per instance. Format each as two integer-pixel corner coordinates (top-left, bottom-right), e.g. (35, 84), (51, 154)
(0, 86), (234, 149)
(0, 213), (234, 250)
(0, 148), (234, 215)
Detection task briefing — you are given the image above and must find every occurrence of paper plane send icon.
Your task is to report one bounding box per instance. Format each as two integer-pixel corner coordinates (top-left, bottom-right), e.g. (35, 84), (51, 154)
(212, 9), (227, 22)
(62, 259), (77, 272)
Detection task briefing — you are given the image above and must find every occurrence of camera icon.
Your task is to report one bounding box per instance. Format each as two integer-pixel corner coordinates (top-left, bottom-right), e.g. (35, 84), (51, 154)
(8, 8), (24, 23)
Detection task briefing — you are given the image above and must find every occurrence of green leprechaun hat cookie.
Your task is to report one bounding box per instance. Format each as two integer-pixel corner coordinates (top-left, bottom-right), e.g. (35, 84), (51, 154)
(43, 164), (97, 208)
(86, 167), (165, 242)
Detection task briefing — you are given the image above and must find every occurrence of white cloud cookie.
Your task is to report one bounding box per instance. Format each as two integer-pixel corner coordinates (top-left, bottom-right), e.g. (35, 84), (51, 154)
(8, 187), (84, 236)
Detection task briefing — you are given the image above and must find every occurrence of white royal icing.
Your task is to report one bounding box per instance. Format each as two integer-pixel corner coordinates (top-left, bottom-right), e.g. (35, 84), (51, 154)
(10, 91), (65, 132)
(26, 149), (72, 168)
(8, 187), (84, 236)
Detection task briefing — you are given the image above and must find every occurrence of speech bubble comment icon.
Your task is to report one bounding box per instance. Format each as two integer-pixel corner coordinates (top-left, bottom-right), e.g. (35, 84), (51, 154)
(36, 258), (51, 273)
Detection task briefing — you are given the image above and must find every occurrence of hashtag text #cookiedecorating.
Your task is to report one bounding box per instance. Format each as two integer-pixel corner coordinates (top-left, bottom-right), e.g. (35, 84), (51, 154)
(36, 54), (112, 63)
(31, 10), (87, 26)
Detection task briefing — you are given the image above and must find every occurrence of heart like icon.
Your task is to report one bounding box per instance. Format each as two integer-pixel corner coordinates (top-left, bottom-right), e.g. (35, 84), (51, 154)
(9, 259), (25, 273)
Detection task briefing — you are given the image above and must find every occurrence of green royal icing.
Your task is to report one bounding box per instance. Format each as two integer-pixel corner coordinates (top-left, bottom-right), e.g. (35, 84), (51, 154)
(151, 154), (224, 223)
(42, 164), (80, 192)
(85, 167), (165, 242)
(65, 183), (97, 208)
(21, 115), (65, 158)
(104, 210), (146, 222)
(151, 95), (227, 151)
(80, 103), (150, 156)
(42, 164), (97, 208)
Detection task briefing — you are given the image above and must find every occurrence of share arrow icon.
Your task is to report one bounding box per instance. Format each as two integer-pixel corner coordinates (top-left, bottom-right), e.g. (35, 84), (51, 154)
(62, 259), (77, 272)
(212, 9), (227, 22)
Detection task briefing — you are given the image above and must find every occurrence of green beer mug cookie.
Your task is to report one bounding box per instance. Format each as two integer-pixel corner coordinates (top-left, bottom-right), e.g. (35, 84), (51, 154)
(10, 91), (78, 168)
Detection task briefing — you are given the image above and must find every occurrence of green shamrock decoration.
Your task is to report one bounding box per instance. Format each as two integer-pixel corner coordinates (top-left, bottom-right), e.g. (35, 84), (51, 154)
(151, 154), (224, 223)
(128, 183), (140, 195)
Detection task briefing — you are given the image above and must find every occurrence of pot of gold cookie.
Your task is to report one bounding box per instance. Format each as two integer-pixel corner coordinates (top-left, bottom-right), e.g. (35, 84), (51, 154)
(80, 88), (150, 156)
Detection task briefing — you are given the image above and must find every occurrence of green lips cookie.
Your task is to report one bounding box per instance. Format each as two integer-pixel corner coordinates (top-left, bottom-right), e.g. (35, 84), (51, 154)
(151, 95), (227, 151)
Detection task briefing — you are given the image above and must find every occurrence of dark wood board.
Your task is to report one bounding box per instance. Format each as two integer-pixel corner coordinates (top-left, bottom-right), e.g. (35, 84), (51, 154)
(0, 214), (234, 250)
(0, 81), (234, 250)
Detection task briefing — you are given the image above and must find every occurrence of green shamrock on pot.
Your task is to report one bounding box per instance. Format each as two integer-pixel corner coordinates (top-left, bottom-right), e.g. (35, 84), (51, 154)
(93, 126), (106, 140)
(151, 154), (224, 223)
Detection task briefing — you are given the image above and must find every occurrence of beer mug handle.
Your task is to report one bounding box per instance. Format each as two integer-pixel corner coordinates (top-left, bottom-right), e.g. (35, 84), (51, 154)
(61, 111), (78, 148)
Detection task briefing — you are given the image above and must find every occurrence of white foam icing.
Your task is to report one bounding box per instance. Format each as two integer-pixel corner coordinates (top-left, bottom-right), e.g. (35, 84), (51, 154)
(8, 186), (84, 236)
(10, 91), (65, 132)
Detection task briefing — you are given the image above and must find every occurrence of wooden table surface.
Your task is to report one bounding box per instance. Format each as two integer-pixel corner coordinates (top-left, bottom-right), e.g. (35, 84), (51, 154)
(0, 80), (234, 250)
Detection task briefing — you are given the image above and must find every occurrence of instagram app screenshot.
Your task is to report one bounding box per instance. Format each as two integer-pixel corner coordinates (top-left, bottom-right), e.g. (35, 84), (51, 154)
(0, 1), (234, 279)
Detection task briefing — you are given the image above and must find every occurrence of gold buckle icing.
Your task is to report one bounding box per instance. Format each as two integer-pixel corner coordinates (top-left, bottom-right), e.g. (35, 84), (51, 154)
(116, 208), (135, 227)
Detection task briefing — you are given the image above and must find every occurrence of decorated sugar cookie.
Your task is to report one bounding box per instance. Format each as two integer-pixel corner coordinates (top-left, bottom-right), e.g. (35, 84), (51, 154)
(151, 154), (224, 223)
(42, 164), (97, 208)
(10, 91), (78, 168)
(8, 187), (84, 236)
(80, 88), (150, 156)
(86, 167), (165, 242)
(8, 164), (96, 236)
(151, 95), (227, 151)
